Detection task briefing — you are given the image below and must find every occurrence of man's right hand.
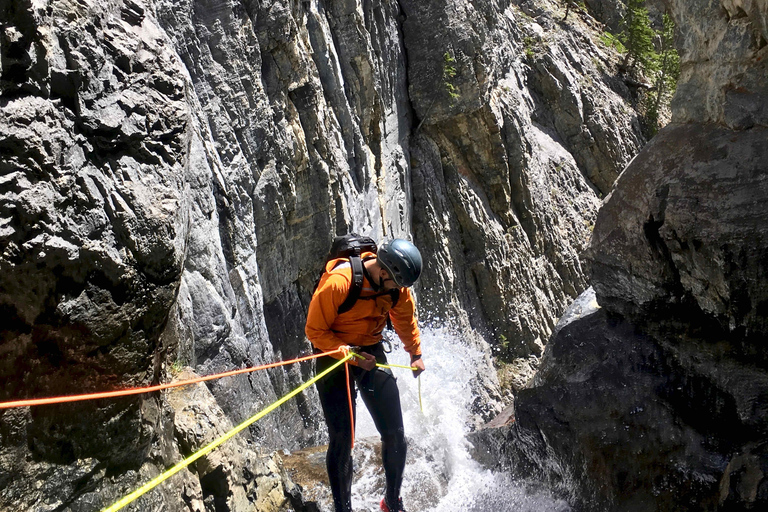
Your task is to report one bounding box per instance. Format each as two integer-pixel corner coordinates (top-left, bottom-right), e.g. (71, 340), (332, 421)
(355, 351), (377, 371)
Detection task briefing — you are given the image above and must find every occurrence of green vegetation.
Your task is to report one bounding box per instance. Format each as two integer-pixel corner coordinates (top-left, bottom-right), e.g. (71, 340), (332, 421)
(644, 14), (681, 134)
(443, 52), (460, 101)
(498, 333), (510, 355)
(523, 37), (536, 59)
(599, 31), (626, 53)
(171, 359), (183, 375)
(613, 1), (681, 134)
(620, 0), (657, 73)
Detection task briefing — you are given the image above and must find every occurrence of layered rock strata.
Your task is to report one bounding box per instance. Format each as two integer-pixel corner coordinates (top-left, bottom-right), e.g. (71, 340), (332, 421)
(406, 0), (644, 361)
(473, 1), (768, 510)
(1, 0), (644, 509)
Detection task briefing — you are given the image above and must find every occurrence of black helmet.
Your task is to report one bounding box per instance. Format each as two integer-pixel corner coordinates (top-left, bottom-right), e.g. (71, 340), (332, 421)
(377, 239), (423, 288)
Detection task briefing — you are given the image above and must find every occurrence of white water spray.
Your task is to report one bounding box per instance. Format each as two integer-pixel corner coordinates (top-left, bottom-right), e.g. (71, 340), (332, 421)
(348, 326), (571, 512)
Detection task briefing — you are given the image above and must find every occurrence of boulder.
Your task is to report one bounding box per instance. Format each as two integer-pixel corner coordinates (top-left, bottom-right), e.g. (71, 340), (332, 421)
(473, 288), (768, 510)
(589, 123), (768, 352)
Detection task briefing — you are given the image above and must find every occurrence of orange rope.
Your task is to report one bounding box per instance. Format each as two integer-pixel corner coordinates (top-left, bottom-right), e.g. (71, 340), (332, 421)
(0, 348), (344, 410)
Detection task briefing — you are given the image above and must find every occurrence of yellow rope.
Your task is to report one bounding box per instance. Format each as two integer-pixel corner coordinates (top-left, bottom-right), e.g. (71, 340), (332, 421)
(102, 353), (354, 512)
(376, 364), (424, 412)
(376, 362), (417, 370)
(349, 351), (417, 371)
(419, 375), (423, 413)
(348, 352), (424, 413)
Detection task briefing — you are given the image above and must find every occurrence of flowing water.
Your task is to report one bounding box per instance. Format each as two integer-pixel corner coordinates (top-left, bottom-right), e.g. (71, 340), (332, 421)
(345, 326), (572, 512)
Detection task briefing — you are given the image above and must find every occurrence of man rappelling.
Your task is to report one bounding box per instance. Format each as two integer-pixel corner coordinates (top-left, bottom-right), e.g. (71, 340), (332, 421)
(306, 236), (425, 512)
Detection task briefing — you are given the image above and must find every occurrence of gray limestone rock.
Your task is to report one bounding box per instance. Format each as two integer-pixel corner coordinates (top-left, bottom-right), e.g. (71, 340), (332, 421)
(473, 0), (768, 510)
(583, 0), (627, 32)
(166, 369), (296, 511)
(408, 0), (643, 360)
(670, 0), (768, 128)
(1, 0), (646, 508)
(589, 123), (768, 350)
(473, 291), (768, 511)
(152, 0), (416, 453)
(1, 0), (190, 508)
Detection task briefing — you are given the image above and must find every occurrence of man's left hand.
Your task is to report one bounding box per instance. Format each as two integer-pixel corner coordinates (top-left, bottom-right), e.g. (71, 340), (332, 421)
(411, 357), (425, 378)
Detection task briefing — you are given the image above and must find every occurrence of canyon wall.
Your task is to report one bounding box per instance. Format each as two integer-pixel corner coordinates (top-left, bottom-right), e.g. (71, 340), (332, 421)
(0, 0), (643, 509)
(473, 1), (768, 510)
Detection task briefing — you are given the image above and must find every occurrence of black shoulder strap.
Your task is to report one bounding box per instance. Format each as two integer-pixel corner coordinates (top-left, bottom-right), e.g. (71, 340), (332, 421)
(338, 255), (364, 314)
(336, 256), (401, 315)
(390, 288), (400, 309)
(385, 289), (400, 331)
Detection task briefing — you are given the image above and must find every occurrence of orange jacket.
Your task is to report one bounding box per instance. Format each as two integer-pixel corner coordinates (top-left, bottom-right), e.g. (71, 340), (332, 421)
(305, 253), (422, 360)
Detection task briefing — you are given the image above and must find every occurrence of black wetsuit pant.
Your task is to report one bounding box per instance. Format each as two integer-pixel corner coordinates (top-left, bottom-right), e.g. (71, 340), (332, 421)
(315, 343), (407, 512)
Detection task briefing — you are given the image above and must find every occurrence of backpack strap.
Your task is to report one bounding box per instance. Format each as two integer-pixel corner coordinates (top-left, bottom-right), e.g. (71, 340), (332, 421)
(335, 256), (400, 316)
(386, 289), (400, 332)
(338, 255), (364, 314)
(390, 289), (400, 309)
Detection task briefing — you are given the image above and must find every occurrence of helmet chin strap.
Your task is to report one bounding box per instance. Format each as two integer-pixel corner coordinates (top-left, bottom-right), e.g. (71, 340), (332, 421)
(363, 263), (384, 291)
(365, 259), (401, 293)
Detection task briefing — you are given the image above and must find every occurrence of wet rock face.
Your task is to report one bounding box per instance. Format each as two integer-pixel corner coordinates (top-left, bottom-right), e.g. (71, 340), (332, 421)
(0, 0), (188, 481)
(475, 290), (768, 511)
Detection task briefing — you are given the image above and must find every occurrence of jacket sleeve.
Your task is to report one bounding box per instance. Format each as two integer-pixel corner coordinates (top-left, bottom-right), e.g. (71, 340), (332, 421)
(389, 287), (422, 357)
(305, 272), (349, 357)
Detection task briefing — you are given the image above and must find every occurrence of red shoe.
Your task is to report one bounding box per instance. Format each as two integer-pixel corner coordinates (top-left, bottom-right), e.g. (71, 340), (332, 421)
(380, 497), (407, 512)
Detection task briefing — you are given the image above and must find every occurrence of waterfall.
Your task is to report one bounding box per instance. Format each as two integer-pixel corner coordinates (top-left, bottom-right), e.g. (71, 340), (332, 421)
(344, 326), (571, 512)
